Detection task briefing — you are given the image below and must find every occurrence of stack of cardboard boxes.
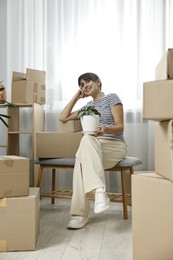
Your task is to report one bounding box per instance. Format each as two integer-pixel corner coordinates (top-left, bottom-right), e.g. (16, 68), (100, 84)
(0, 155), (40, 252)
(132, 49), (173, 259)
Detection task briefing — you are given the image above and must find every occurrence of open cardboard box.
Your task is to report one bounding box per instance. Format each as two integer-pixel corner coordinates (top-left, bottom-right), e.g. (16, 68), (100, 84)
(12, 68), (46, 104)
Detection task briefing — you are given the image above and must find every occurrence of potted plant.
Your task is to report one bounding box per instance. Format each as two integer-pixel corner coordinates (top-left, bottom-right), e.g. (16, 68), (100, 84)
(77, 105), (101, 134)
(0, 81), (16, 127)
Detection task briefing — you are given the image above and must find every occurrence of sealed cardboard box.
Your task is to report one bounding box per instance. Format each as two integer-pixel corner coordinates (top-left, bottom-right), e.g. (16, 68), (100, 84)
(36, 132), (83, 158)
(154, 120), (173, 181)
(12, 68), (46, 104)
(0, 187), (40, 252)
(0, 155), (30, 198)
(155, 48), (173, 80)
(143, 80), (173, 121)
(58, 120), (82, 133)
(132, 172), (173, 260)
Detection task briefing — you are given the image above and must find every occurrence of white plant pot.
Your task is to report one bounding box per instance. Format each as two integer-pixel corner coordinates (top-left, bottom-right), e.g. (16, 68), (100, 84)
(80, 115), (100, 133)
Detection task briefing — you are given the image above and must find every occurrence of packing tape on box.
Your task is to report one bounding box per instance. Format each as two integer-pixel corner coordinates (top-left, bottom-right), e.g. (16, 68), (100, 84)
(1, 156), (14, 167)
(33, 82), (38, 92)
(0, 198), (6, 207)
(33, 83), (45, 92)
(40, 97), (45, 103)
(33, 94), (38, 103)
(0, 241), (7, 252)
(33, 95), (45, 103)
(41, 84), (45, 90)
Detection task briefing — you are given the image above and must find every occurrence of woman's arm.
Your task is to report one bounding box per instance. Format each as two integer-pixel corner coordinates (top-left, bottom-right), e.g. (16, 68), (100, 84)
(59, 89), (85, 123)
(106, 104), (124, 134)
(96, 104), (124, 136)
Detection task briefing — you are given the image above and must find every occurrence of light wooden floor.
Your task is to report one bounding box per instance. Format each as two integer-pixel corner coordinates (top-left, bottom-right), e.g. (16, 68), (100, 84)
(0, 198), (133, 260)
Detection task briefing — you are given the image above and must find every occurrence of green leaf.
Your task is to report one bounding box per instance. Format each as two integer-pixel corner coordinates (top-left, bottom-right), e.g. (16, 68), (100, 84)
(77, 105), (101, 118)
(3, 100), (16, 107)
(0, 114), (11, 118)
(0, 85), (16, 127)
(77, 110), (85, 118)
(0, 117), (9, 127)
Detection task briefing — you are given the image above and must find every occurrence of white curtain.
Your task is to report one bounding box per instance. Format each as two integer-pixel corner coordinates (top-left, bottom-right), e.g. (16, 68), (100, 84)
(1, 0), (173, 189)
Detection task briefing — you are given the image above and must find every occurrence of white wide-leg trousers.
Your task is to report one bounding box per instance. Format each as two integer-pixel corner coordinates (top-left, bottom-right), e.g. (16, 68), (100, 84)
(70, 135), (127, 217)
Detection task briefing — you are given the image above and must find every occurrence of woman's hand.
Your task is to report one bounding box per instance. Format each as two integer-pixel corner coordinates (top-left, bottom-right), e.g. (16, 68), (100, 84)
(94, 126), (106, 136)
(59, 88), (88, 123)
(75, 89), (88, 100)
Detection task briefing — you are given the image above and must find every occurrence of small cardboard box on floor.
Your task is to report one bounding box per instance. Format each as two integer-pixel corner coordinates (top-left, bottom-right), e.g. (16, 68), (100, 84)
(155, 48), (173, 80)
(36, 132), (83, 158)
(0, 155), (30, 198)
(12, 68), (46, 104)
(154, 119), (173, 181)
(143, 79), (173, 121)
(132, 172), (173, 260)
(0, 187), (40, 252)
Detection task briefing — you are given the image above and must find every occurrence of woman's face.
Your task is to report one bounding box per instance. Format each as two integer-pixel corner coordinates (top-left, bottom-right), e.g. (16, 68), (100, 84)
(79, 79), (100, 96)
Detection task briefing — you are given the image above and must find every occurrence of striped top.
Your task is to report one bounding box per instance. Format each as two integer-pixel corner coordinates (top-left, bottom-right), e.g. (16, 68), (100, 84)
(81, 93), (124, 140)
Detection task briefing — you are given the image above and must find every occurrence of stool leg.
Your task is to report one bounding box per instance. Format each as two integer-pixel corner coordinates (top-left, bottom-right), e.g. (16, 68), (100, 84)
(128, 167), (134, 206)
(130, 167), (134, 175)
(51, 169), (56, 204)
(121, 168), (128, 219)
(37, 166), (44, 187)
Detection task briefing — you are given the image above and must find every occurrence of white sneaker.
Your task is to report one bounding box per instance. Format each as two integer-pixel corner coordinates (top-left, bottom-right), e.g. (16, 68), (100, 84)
(94, 187), (110, 214)
(67, 216), (89, 229)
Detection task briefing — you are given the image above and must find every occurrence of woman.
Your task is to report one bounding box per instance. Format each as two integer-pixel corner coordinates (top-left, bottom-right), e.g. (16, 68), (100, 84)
(59, 72), (127, 229)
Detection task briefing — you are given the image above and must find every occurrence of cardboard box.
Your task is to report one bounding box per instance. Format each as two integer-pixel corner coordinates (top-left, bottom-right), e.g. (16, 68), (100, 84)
(26, 68), (45, 83)
(132, 172), (173, 260)
(0, 187), (40, 252)
(154, 120), (173, 181)
(155, 48), (173, 80)
(58, 120), (82, 133)
(143, 80), (173, 121)
(36, 132), (83, 158)
(0, 155), (30, 198)
(12, 68), (46, 104)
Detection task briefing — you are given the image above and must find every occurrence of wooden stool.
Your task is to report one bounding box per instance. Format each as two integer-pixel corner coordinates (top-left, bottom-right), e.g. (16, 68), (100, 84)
(35, 156), (142, 219)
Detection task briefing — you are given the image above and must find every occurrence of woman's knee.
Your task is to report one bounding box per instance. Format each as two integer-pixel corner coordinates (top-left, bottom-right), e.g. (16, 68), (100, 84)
(80, 134), (95, 145)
